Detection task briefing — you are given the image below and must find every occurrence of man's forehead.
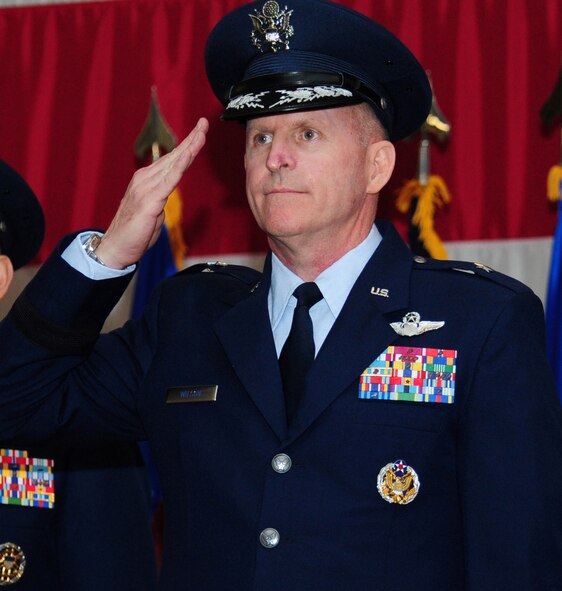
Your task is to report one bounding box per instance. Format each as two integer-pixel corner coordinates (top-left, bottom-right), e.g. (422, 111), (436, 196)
(246, 105), (356, 130)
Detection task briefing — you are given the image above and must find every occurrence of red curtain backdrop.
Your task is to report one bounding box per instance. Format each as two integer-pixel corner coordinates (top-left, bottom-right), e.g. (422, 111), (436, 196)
(0, 0), (560, 263)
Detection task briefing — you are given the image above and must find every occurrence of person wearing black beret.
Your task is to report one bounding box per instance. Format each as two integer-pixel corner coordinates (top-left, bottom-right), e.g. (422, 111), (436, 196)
(0, 160), (157, 589)
(1, 1), (561, 589)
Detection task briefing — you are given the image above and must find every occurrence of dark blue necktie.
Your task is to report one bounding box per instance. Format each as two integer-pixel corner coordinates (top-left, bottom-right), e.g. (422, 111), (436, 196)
(279, 282), (323, 425)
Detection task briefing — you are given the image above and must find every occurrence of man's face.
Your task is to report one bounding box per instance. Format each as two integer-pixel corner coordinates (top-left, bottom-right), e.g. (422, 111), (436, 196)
(244, 105), (385, 252)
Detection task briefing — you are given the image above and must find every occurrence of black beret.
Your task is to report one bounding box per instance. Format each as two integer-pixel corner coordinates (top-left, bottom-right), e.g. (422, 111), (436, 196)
(205, 0), (431, 141)
(0, 161), (45, 270)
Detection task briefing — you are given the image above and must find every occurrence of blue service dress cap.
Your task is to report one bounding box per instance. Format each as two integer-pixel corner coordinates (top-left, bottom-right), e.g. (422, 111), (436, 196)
(0, 161), (45, 270)
(205, 0), (432, 141)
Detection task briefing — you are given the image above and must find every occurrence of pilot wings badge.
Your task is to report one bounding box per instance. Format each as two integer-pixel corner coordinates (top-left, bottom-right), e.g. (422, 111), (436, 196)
(390, 311), (444, 337)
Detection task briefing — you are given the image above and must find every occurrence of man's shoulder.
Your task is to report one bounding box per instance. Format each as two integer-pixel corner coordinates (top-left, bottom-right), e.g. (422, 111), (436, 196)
(162, 261), (264, 301)
(410, 255), (533, 296)
(179, 261), (263, 285)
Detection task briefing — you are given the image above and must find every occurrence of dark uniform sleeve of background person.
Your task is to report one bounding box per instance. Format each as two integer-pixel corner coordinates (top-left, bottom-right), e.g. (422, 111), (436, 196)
(0, 440), (157, 591)
(55, 440), (157, 590)
(0, 235), (157, 589)
(0, 442), (62, 590)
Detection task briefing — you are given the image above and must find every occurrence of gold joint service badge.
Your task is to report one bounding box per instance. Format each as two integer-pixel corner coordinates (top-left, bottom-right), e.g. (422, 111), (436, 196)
(377, 460), (420, 505)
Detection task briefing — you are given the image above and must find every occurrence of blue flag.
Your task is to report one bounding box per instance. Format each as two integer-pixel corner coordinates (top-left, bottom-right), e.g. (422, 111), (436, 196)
(131, 226), (177, 319)
(546, 198), (562, 403)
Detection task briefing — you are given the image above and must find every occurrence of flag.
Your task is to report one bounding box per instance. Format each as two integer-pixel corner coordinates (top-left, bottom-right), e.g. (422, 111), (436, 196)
(131, 88), (187, 567)
(131, 86), (184, 318)
(130, 187), (186, 318)
(541, 61), (562, 400)
(131, 186), (186, 571)
(546, 199), (562, 400)
(130, 184), (186, 570)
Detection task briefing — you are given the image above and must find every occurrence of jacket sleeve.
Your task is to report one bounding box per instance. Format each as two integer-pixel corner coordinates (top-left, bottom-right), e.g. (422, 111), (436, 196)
(457, 289), (562, 589)
(0, 236), (154, 443)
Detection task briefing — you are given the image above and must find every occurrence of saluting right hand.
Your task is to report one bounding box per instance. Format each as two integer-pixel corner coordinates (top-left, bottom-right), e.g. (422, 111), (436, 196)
(95, 117), (209, 270)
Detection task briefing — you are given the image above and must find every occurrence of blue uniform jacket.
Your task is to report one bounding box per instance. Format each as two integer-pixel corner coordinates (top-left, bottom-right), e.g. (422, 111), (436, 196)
(0, 221), (561, 590)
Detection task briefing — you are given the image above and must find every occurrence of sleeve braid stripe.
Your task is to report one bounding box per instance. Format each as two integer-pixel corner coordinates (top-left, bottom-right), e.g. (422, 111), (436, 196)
(10, 296), (99, 356)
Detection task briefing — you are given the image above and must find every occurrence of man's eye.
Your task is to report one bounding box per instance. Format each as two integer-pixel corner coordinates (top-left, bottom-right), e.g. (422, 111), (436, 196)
(255, 133), (272, 145)
(303, 129), (318, 141)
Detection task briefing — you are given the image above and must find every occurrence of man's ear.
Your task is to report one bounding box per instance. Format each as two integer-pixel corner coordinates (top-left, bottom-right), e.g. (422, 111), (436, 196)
(366, 140), (396, 194)
(0, 255), (14, 300)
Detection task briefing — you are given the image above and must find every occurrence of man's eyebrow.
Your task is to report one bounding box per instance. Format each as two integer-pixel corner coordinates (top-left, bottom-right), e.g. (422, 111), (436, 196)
(246, 121), (267, 133)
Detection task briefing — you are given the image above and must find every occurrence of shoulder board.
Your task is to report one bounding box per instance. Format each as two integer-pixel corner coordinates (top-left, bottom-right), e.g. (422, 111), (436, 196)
(411, 255), (531, 294)
(181, 261), (262, 286)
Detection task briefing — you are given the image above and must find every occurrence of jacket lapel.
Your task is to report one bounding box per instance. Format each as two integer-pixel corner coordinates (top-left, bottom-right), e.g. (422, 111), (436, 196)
(288, 222), (413, 440)
(213, 256), (289, 442)
(214, 223), (415, 444)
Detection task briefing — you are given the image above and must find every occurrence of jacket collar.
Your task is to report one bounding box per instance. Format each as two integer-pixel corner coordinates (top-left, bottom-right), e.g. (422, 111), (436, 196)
(213, 221), (413, 442)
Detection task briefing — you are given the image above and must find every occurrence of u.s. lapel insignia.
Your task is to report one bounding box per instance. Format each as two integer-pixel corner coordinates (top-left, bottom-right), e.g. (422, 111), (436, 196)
(377, 460), (420, 505)
(0, 542), (26, 585)
(370, 287), (390, 298)
(390, 311), (444, 337)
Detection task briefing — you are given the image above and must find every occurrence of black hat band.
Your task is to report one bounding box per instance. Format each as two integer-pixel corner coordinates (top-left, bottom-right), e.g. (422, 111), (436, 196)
(223, 71), (391, 127)
(0, 212), (8, 256)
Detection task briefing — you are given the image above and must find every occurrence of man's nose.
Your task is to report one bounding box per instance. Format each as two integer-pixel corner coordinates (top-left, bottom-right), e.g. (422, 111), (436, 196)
(265, 139), (295, 172)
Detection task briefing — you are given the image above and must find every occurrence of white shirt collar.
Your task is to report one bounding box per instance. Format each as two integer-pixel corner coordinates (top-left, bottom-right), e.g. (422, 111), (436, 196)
(269, 225), (382, 329)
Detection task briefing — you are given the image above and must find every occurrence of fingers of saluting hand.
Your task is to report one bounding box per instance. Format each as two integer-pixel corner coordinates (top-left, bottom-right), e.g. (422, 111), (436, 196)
(145, 117), (209, 196)
(132, 117), (209, 207)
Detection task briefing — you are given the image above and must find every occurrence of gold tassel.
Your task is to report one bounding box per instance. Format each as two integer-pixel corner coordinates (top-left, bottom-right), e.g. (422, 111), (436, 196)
(547, 164), (562, 201)
(396, 175), (451, 260)
(164, 187), (188, 270)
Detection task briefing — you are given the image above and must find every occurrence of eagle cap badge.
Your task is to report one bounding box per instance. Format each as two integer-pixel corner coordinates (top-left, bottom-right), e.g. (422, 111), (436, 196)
(250, 1), (294, 52)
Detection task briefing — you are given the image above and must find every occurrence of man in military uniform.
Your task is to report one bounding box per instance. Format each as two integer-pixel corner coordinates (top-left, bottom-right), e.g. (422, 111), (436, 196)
(0, 161), (157, 589)
(1, 1), (561, 589)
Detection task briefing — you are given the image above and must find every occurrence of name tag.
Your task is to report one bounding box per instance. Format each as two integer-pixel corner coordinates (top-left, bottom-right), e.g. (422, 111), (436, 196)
(166, 385), (218, 404)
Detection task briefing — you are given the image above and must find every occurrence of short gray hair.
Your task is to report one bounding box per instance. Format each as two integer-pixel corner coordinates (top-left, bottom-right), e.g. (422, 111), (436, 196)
(351, 102), (389, 146)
